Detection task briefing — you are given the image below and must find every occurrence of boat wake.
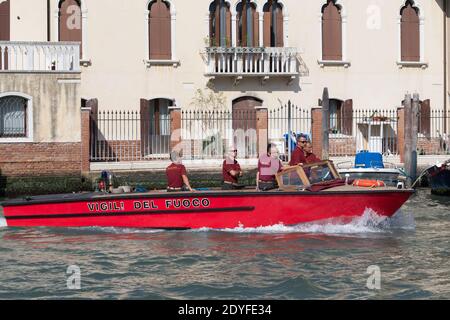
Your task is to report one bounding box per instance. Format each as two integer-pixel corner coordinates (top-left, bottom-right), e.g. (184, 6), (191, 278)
(210, 209), (416, 235)
(0, 216), (7, 228)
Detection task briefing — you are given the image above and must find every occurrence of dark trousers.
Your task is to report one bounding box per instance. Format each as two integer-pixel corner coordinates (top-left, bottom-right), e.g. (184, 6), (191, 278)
(222, 183), (245, 190)
(258, 181), (278, 191)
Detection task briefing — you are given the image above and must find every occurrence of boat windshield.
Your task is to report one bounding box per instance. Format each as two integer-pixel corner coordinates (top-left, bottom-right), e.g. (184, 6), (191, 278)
(276, 161), (341, 191)
(305, 163), (335, 184)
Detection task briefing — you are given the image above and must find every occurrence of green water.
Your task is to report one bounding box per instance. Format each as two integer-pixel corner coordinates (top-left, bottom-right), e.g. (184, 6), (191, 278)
(0, 189), (449, 299)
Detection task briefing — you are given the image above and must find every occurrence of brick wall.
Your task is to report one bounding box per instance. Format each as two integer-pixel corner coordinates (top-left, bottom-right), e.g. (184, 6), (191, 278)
(417, 137), (448, 155)
(329, 137), (357, 156)
(0, 143), (82, 176)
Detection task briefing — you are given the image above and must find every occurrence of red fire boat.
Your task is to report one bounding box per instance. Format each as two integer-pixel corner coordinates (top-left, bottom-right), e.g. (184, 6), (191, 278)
(1, 162), (414, 229)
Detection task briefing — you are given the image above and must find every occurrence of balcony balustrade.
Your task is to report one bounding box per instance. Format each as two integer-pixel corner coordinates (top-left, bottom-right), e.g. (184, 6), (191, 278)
(0, 41), (80, 72)
(205, 47), (299, 84)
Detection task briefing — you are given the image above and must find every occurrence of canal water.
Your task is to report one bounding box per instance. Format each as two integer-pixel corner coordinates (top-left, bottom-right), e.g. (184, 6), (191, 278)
(0, 189), (449, 299)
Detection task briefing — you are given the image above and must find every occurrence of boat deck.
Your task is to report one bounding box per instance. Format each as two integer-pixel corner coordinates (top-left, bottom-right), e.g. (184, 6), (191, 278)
(1, 184), (411, 207)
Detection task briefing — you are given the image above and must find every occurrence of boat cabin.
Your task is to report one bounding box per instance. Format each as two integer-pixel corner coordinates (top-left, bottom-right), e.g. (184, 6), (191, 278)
(276, 161), (342, 191)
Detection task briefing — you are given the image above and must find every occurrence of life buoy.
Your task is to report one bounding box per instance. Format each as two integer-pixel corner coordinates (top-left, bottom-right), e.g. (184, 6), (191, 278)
(353, 179), (386, 188)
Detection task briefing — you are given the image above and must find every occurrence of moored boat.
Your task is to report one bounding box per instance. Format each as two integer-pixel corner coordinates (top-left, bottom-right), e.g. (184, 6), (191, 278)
(1, 161), (414, 229)
(337, 151), (406, 188)
(417, 159), (450, 196)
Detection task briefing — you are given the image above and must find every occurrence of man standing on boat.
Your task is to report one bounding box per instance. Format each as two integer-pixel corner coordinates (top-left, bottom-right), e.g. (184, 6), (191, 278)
(166, 151), (194, 192)
(289, 135), (308, 166)
(304, 142), (321, 164)
(257, 144), (284, 191)
(222, 148), (244, 190)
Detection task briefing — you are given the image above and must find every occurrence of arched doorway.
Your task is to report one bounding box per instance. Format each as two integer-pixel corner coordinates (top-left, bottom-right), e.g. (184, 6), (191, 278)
(232, 96), (261, 158)
(140, 98), (172, 157)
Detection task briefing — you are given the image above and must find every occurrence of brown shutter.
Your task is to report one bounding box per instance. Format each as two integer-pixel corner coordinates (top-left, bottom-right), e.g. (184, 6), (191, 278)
(263, 11), (271, 47)
(214, 1), (220, 46)
(140, 99), (151, 156)
(241, 1), (247, 46)
(0, 0), (10, 41)
(59, 0), (82, 56)
(401, 4), (420, 62)
(226, 7), (231, 47)
(149, 0), (171, 60)
(253, 11), (259, 47)
(0, 0), (9, 70)
(322, 1), (342, 61)
(275, 5), (283, 47)
(420, 99), (431, 136)
(342, 99), (353, 136)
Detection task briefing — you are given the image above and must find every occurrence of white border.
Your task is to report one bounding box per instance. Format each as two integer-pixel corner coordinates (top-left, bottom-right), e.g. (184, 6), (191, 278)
(0, 92), (34, 143)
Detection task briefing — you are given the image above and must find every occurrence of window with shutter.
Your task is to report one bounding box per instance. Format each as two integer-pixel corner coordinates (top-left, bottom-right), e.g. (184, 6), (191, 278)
(0, 0), (9, 41)
(209, 0), (232, 47)
(322, 0), (342, 61)
(237, 1), (258, 47)
(148, 0), (171, 60)
(400, 1), (420, 62)
(0, 0), (10, 70)
(58, 0), (82, 55)
(263, 0), (283, 48)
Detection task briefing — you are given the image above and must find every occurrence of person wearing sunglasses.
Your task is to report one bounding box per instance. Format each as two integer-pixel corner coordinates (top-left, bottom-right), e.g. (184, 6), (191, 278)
(289, 134), (308, 166)
(222, 148), (244, 190)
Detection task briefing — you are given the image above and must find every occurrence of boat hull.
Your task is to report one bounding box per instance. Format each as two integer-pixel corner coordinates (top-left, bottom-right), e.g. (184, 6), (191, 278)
(2, 190), (414, 229)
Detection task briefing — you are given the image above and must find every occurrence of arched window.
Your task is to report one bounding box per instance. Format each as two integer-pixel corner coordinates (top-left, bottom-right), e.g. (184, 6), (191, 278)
(263, 0), (283, 47)
(0, 95), (28, 138)
(236, 1), (258, 47)
(322, 0), (342, 61)
(0, 0), (10, 41)
(209, 0), (232, 47)
(401, 1), (420, 62)
(148, 0), (171, 60)
(58, 0), (82, 53)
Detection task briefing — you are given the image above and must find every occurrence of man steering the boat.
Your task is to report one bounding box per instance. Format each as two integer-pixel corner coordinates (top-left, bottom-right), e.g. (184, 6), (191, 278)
(289, 134), (308, 166)
(222, 148), (244, 190)
(166, 150), (194, 192)
(304, 142), (321, 164)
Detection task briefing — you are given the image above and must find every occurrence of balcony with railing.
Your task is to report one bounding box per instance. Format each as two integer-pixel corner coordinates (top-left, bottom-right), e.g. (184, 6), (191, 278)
(205, 47), (300, 85)
(0, 41), (80, 73)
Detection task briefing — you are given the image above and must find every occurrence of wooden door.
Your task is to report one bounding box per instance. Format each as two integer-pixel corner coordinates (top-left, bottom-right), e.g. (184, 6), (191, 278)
(232, 97), (260, 158)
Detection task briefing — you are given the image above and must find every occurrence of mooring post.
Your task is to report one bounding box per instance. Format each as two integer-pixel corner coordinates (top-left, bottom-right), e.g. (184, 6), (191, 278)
(404, 94), (413, 186)
(287, 100), (292, 163)
(411, 93), (420, 183)
(322, 88), (330, 160)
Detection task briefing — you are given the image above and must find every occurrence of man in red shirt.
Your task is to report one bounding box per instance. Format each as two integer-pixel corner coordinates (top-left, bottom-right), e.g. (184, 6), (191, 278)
(289, 135), (308, 166)
(222, 149), (244, 190)
(304, 142), (321, 164)
(166, 151), (193, 192)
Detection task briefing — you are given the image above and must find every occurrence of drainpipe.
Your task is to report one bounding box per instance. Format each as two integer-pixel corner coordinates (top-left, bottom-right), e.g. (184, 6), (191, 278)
(47, 0), (50, 41)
